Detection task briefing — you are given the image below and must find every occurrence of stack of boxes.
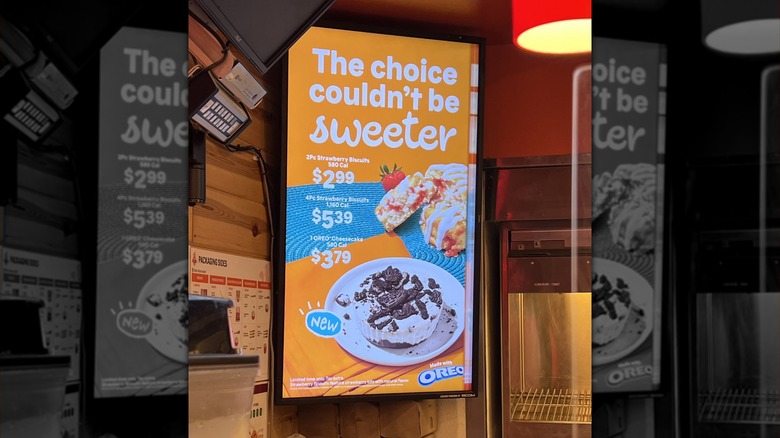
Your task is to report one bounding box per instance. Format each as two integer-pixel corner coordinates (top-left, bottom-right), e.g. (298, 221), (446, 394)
(273, 400), (439, 438)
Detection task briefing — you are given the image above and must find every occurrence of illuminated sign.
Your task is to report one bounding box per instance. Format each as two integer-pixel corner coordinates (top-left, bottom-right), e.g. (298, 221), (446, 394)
(277, 25), (483, 402)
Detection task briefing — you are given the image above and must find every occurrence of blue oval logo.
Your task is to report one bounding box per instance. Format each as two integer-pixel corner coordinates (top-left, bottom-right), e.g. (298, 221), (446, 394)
(305, 310), (342, 338)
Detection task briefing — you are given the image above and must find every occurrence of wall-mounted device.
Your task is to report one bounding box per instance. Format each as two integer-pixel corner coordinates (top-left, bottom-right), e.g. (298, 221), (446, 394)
(220, 62), (267, 109)
(0, 12), (76, 122)
(24, 55), (78, 110)
(189, 126), (207, 206)
(192, 0), (336, 76)
(189, 69), (250, 144)
(0, 120), (18, 206)
(1, 13), (77, 110)
(0, 2), (144, 75)
(0, 13), (36, 67)
(0, 68), (59, 142)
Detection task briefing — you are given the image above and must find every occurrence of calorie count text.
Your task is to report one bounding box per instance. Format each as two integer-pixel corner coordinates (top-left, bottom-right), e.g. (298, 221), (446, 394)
(304, 195), (351, 209)
(113, 47), (184, 279)
(300, 156), (366, 270)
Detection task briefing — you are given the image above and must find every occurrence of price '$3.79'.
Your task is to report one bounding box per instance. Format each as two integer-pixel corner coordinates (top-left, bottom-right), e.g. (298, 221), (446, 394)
(122, 248), (164, 269)
(310, 248), (351, 269)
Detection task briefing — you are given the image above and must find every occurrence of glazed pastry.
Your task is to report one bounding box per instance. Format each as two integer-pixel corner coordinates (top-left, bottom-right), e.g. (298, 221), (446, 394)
(375, 172), (436, 232)
(374, 163), (470, 257)
(592, 163), (656, 254)
(420, 163), (469, 257)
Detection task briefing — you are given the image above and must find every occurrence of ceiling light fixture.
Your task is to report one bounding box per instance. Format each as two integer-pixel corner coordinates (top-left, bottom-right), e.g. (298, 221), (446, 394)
(701, 0), (780, 55)
(512, 0), (591, 54)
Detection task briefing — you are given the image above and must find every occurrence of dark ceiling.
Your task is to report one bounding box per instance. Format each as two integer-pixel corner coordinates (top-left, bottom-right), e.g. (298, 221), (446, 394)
(2, 0), (777, 162)
(324, 0), (512, 45)
(324, 0), (779, 161)
(324, 0), (669, 46)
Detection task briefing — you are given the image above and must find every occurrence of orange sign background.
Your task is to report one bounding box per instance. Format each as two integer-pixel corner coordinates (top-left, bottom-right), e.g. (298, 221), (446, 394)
(287, 27), (476, 187)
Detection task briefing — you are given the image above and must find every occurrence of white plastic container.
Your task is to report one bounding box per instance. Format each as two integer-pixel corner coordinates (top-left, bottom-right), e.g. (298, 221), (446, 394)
(189, 354), (259, 438)
(0, 356), (70, 438)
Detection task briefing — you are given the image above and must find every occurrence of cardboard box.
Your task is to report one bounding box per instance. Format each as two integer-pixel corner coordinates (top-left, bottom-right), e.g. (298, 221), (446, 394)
(297, 403), (340, 438)
(272, 404), (298, 438)
(339, 402), (381, 438)
(379, 400), (438, 438)
(272, 415), (298, 438)
(273, 404), (299, 421)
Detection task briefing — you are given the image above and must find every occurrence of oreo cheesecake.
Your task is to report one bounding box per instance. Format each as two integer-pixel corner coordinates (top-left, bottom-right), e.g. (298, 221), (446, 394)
(146, 272), (188, 344)
(592, 271), (631, 346)
(350, 265), (444, 348)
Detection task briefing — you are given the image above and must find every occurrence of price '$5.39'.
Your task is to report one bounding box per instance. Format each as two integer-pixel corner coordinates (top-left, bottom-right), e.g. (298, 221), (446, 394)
(123, 207), (165, 230)
(311, 207), (353, 229)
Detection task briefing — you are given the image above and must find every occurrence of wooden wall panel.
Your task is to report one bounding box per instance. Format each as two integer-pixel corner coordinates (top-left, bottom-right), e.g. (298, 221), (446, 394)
(204, 139), (266, 202)
(190, 185), (270, 259)
(188, 23), (282, 436)
(4, 143), (79, 257)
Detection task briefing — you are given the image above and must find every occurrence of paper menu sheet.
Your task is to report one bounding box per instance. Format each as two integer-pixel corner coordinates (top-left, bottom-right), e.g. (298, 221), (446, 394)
(189, 246), (271, 381)
(1, 246), (82, 383)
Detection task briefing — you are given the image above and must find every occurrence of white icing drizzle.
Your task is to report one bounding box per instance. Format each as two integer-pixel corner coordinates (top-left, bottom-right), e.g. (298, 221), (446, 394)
(423, 202), (462, 249)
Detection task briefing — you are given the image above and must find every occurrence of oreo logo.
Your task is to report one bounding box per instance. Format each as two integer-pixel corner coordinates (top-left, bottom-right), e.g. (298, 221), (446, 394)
(607, 364), (653, 386)
(418, 365), (464, 386)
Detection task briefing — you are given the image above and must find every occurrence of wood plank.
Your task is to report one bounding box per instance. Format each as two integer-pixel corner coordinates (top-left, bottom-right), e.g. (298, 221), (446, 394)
(17, 163), (75, 203)
(17, 142), (73, 180)
(16, 188), (78, 222)
(190, 187), (270, 259)
(4, 215), (79, 258)
(0, 206), (4, 247)
(232, 113), (281, 168)
(188, 206), (194, 246)
(191, 215), (271, 259)
(204, 139), (265, 202)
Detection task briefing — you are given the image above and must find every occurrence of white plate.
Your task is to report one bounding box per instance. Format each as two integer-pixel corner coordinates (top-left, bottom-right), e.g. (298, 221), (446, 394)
(592, 257), (654, 366)
(325, 257), (465, 366)
(136, 260), (188, 364)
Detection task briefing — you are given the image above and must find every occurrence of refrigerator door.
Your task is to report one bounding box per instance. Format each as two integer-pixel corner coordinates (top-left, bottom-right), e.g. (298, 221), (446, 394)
(503, 292), (592, 437)
(695, 293), (780, 435)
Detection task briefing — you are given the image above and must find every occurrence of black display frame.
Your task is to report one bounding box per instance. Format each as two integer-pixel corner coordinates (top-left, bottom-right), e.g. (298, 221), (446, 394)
(192, 0), (336, 76)
(274, 21), (486, 405)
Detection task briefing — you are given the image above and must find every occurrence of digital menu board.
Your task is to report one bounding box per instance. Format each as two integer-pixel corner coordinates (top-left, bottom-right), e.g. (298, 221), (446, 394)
(591, 37), (666, 393)
(94, 27), (188, 398)
(277, 25), (483, 402)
